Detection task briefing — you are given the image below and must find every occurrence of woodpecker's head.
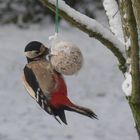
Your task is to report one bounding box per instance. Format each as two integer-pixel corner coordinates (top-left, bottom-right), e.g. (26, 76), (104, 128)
(24, 41), (49, 62)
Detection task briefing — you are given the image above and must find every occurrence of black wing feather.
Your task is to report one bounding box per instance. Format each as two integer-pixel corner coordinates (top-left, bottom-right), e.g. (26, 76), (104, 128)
(24, 66), (52, 114)
(24, 66), (39, 94)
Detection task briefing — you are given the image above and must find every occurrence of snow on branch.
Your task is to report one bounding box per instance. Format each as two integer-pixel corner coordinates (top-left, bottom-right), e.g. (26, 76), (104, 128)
(103, 0), (124, 43)
(122, 72), (132, 96)
(40, 0), (127, 73)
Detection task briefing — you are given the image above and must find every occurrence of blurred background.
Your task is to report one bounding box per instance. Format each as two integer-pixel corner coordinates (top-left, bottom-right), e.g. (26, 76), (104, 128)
(0, 0), (138, 140)
(0, 0), (104, 27)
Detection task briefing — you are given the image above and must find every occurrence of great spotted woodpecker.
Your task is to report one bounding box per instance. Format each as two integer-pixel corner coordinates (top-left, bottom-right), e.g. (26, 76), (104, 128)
(22, 41), (97, 124)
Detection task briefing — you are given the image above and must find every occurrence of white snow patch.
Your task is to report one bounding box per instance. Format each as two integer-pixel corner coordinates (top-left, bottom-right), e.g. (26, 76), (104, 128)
(122, 72), (132, 96)
(103, 0), (124, 43)
(124, 13), (127, 19)
(48, 0), (125, 50)
(126, 37), (131, 50)
(126, 58), (131, 66)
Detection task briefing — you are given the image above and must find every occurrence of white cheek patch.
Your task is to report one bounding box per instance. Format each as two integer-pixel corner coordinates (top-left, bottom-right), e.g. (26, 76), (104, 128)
(24, 51), (39, 58)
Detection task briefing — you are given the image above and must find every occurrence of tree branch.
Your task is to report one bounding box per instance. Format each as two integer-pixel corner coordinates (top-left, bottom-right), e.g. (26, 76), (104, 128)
(39, 0), (127, 73)
(131, 0), (140, 31)
(103, 0), (124, 43)
(119, 0), (131, 58)
(124, 0), (140, 103)
(120, 0), (140, 137)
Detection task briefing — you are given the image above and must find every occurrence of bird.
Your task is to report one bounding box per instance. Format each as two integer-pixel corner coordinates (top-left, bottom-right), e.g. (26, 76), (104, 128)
(22, 41), (98, 124)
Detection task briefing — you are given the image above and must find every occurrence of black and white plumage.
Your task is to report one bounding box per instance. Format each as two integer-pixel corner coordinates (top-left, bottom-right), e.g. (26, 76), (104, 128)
(22, 41), (54, 115)
(22, 41), (97, 124)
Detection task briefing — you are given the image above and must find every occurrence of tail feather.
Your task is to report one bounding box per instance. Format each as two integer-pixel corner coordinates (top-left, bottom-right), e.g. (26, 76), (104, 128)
(50, 106), (68, 125)
(66, 105), (98, 119)
(58, 110), (67, 125)
(53, 115), (62, 124)
(53, 112), (67, 125)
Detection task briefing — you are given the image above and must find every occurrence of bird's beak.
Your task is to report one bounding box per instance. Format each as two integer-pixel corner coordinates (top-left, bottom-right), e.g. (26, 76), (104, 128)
(44, 47), (50, 55)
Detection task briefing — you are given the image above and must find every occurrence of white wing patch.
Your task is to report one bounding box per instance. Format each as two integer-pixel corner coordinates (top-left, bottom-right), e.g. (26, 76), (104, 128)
(36, 88), (40, 102)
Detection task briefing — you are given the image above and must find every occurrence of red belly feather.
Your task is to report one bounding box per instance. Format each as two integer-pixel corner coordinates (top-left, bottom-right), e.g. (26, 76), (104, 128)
(50, 74), (73, 108)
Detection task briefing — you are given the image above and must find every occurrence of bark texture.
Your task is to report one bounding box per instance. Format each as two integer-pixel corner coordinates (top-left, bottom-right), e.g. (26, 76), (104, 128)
(120, 0), (140, 138)
(131, 0), (140, 30)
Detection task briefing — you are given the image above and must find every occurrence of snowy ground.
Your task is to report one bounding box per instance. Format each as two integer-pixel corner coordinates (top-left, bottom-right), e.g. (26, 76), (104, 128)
(0, 22), (138, 140)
